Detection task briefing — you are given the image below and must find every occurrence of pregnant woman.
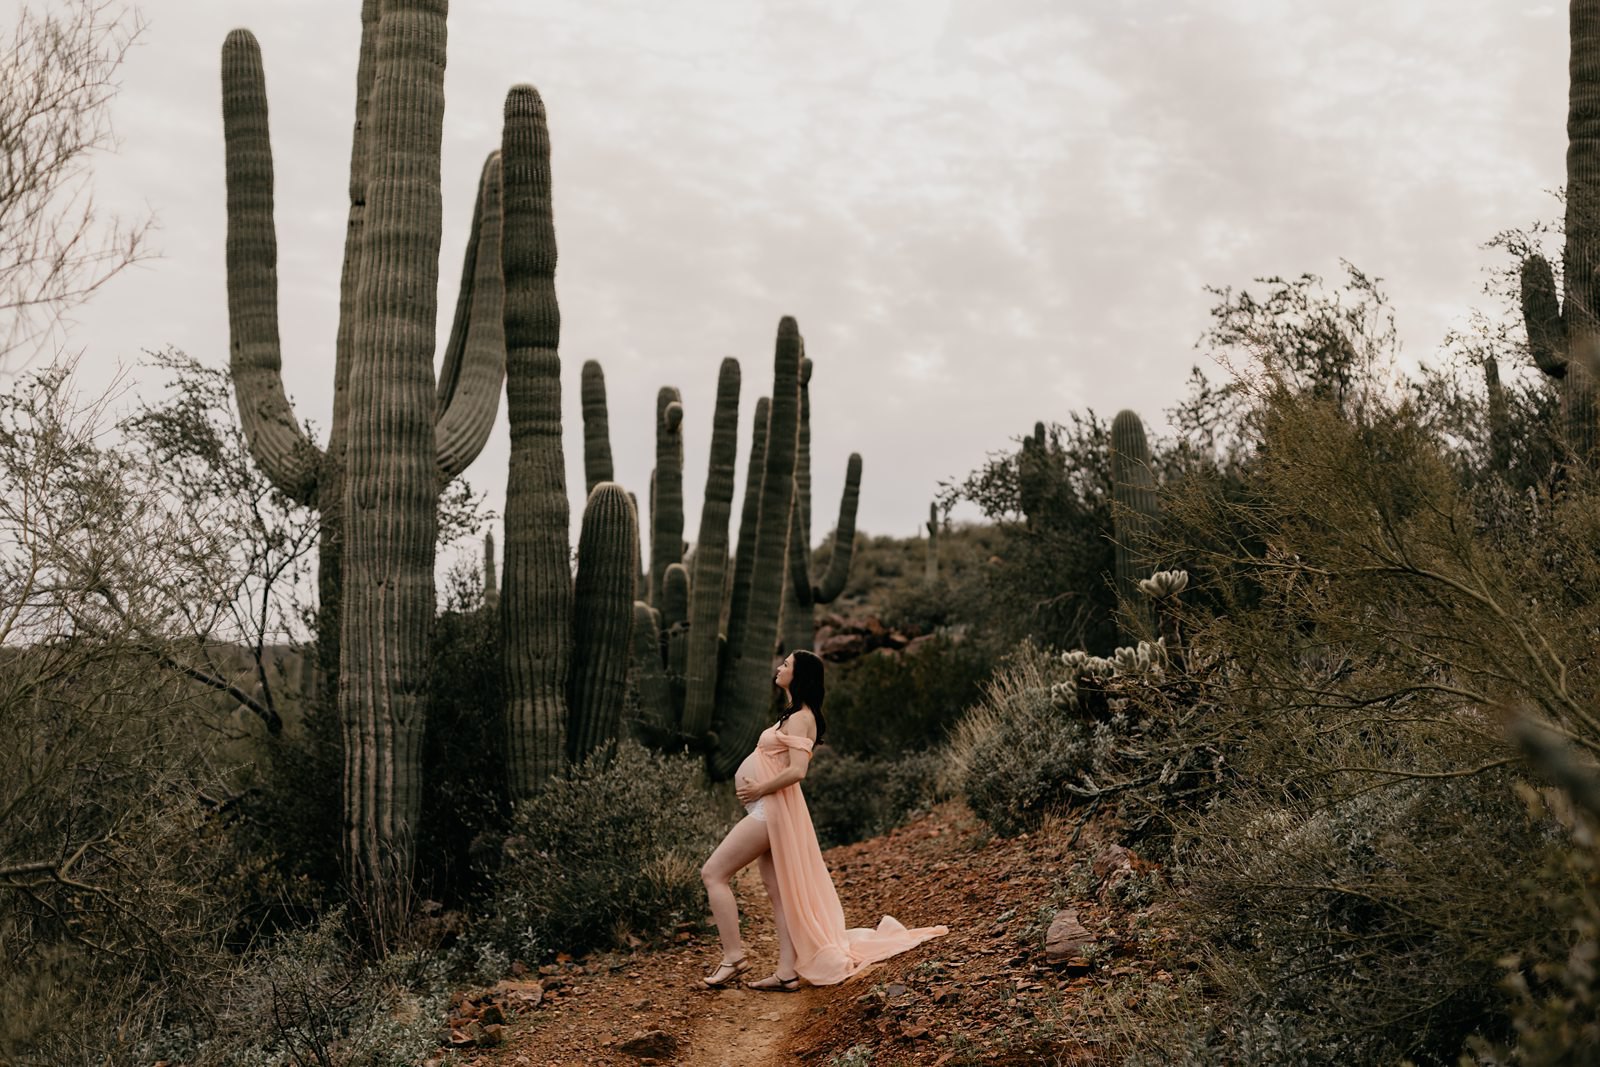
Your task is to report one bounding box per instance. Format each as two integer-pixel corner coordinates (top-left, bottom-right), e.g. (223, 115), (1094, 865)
(699, 649), (948, 991)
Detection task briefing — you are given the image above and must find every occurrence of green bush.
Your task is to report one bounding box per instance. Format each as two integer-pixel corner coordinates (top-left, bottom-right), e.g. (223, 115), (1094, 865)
(1156, 773), (1555, 1064)
(187, 909), (454, 1067)
(473, 740), (730, 961)
(802, 748), (945, 850)
(943, 646), (1106, 837)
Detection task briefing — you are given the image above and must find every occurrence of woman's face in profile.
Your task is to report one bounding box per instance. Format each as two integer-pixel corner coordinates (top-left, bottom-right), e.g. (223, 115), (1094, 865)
(774, 654), (795, 690)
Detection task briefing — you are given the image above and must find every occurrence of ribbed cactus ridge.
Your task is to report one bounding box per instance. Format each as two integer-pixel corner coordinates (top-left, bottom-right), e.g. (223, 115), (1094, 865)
(723, 396), (769, 663)
(682, 358), (741, 738)
(580, 360), (614, 494)
(1519, 2), (1600, 464)
(925, 501), (940, 583)
(483, 530), (499, 612)
(499, 84), (571, 797)
(629, 601), (674, 738)
(568, 483), (639, 764)
(712, 319), (802, 779)
(649, 388), (685, 606)
(1110, 409), (1160, 642)
(334, 0), (448, 947)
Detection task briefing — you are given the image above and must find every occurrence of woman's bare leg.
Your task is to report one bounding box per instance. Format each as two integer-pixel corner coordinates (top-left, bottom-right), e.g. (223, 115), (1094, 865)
(758, 851), (797, 978)
(700, 815), (771, 961)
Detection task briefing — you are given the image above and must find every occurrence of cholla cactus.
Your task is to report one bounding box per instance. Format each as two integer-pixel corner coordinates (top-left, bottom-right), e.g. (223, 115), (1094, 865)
(1139, 568), (1188, 668)
(1139, 569), (1189, 599)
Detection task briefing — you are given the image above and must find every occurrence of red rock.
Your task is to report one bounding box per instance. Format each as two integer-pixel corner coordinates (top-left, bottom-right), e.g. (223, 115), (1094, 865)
(1044, 909), (1095, 964)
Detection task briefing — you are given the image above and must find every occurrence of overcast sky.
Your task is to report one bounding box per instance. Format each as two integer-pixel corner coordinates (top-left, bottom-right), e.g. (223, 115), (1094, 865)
(29, 0), (1569, 567)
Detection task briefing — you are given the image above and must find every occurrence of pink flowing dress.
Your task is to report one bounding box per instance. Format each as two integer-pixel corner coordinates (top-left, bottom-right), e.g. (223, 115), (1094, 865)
(740, 723), (949, 985)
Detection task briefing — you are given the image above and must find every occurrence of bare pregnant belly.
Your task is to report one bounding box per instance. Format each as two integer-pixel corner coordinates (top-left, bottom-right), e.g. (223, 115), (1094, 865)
(734, 750), (760, 794)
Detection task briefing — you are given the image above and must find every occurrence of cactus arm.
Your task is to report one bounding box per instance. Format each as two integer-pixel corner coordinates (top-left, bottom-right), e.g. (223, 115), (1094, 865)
(1521, 254), (1567, 379)
(812, 452), (862, 603)
(649, 389), (685, 606)
(435, 150), (506, 481)
(581, 360), (615, 493)
(499, 84), (570, 796)
(723, 395), (769, 663)
(681, 359), (741, 738)
(220, 29), (324, 506)
(568, 484), (639, 764)
(629, 600), (674, 739)
(712, 318), (801, 779)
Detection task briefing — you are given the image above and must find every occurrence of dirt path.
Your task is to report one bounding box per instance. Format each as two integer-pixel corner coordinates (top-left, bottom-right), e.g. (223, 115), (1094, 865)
(677, 984), (814, 1067)
(446, 801), (1155, 1066)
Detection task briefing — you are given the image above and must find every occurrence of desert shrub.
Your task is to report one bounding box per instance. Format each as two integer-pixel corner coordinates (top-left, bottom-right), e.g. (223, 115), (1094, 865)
(944, 645), (1104, 838)
(187, 909), (453, 1067)
(943, 639), (1221, 842)
(802, 748), (946, 850)
(823, 636), (993, 756)
(472, 740), (729, 962)
(1159, 772), (1555, 1064)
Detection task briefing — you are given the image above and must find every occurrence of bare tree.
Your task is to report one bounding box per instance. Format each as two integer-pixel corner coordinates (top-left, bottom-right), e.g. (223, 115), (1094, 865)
(0, 0), (151, 361)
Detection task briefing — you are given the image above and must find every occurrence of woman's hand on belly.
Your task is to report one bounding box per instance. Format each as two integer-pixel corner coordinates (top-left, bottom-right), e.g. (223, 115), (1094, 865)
(735, 777), (761, 804)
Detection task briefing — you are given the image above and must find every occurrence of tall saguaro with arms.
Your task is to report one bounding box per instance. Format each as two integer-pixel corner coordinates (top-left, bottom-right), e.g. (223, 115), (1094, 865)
(221, 0), (503, 946)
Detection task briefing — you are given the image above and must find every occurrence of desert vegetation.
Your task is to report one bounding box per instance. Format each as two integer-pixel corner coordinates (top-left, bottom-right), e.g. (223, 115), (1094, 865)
(8, 0), (1600, 1064)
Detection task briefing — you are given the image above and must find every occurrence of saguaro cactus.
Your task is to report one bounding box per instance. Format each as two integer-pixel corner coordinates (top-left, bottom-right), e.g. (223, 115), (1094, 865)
(222, 1), (504, 944)
(222, 5), (503, 714)
(681, 358), (741, 739)
(925, 501), (940, 583)
(1110, 410), (1160, 642)
(712, 318), (802, 779)
(568, 484), (639, 764)
(649, 388), (685, 606)
(482, 530), (499, 612)
(781, 353), (863, 655)
(581, 360), (614, 494)
(1019, 420), (1048, 524)
(499, 84), (571, 800)
(1520, 1), (1600, 465)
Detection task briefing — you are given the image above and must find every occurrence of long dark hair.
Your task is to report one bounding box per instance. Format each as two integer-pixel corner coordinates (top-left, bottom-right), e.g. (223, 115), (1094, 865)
(778, 649), (827, 744)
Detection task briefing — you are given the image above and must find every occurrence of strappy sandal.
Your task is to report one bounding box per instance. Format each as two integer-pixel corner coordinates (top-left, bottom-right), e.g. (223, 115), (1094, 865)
(746, 973), (801, 992)
(699, 954), (749, 989)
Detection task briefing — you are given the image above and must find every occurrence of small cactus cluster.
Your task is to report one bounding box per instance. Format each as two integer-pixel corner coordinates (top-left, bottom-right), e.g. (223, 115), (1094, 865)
(1049, 637), (1170, 711)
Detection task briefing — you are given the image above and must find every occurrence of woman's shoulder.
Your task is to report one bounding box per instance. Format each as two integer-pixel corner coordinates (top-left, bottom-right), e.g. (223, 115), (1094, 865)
(778, 706), (818, 740)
